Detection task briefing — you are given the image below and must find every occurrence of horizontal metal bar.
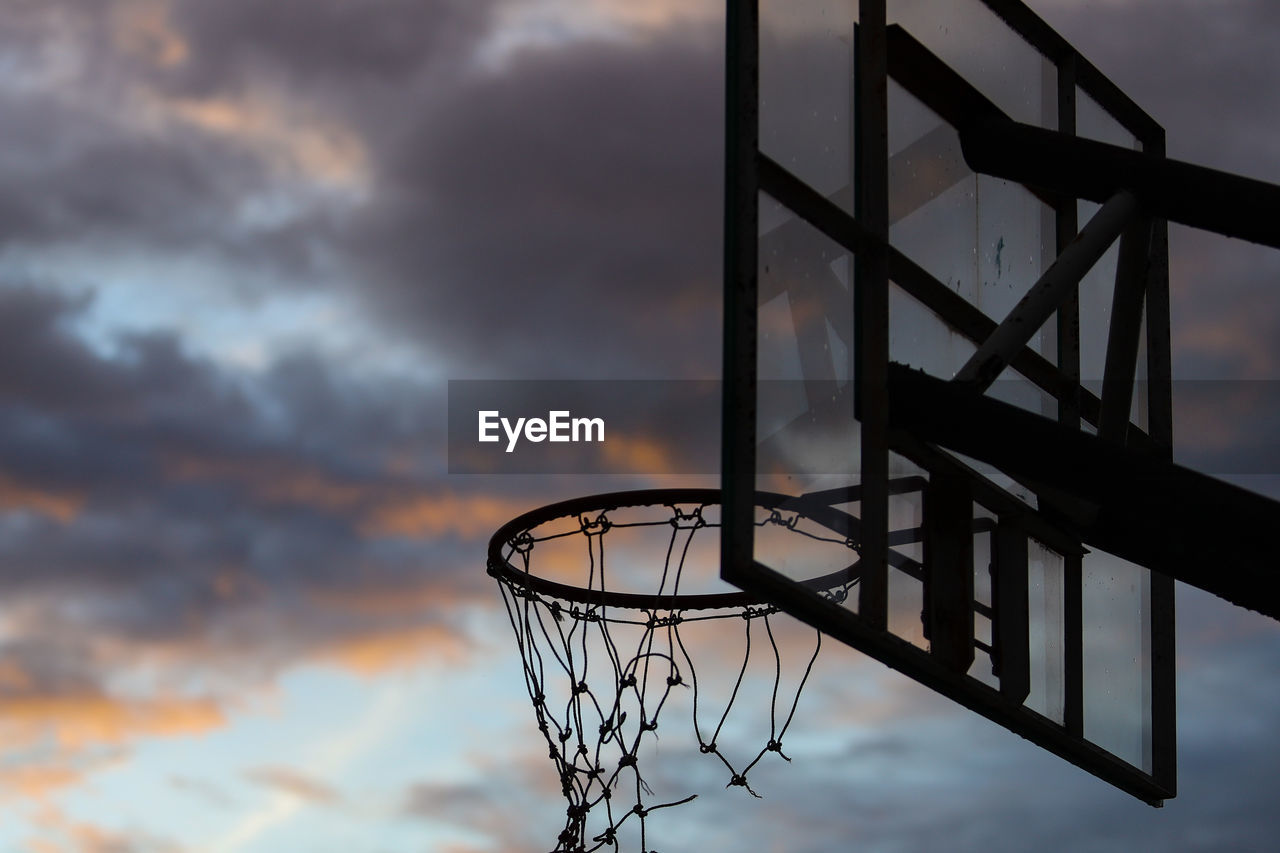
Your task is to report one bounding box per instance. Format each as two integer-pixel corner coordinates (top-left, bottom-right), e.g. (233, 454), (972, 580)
(801, 476), (930, 505)
(888, 363), (1280, 622)
(961, 119), (1280, 249)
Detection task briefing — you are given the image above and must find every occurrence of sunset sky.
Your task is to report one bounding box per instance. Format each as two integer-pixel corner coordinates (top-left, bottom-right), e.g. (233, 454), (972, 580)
(0, 1), (1278, 851)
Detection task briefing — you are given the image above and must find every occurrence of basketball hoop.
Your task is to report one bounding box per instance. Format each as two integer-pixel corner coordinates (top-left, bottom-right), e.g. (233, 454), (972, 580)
(487, 489), (858, 852)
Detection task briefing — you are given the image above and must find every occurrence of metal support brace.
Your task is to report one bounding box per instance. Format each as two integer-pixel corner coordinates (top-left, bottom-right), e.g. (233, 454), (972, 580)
(954, 190), (1140, 392)
(1098, 218), (1154, 443)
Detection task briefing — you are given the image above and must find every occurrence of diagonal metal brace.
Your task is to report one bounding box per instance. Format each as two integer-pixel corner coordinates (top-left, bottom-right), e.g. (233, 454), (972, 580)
(954, 190), (1140, 392)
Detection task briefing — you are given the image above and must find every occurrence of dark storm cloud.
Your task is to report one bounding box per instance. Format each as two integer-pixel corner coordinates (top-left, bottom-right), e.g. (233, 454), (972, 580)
(0, 91), (261, 251)
(0, 284), (524, 687)
(351, 30), (726, 377)
(0, 85), (336, 294)
(0, 0), (727, 380)
(163, 0), (495, 96)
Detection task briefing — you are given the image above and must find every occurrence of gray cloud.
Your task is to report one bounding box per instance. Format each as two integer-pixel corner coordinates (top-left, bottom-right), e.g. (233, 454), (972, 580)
(163, 0), (495, 97)
(0, 284), (509, 692)
(348, 30), (726, 377)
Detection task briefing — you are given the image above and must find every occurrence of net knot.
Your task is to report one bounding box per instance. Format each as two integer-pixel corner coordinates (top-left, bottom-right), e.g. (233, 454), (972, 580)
(572, 680), (589, 696)
(618, 752), (637, 769)
(648, 612), (682, 628)
(668, 504), (706, 530)
(767, 509), (800, 530)
(641, 719), (658, 732)
(698, 742), (716, 754)
(666, 674), (683, 687)
(824, 586), (851, 604)
(510, 531), (535, 554)
(619, 674), (637, 689)
(727, 774), (761, 797)
(579, 513), (611, 535)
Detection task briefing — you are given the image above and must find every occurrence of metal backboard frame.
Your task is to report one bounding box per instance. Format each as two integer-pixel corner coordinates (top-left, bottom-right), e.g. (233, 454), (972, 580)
(722, 0), (1177, 803)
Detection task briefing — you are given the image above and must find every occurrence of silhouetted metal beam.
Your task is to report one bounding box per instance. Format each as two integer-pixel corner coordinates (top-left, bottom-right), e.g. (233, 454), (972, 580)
(1098, 218), (1153, 442)
(954, 191), (1140, 392)
(888, 363), (1280, 622)
(961, 119), (1280, 249)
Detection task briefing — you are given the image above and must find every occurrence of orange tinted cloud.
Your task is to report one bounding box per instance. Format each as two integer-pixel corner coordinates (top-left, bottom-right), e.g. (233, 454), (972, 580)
(0, 764), (86, 800)
(359, 493), (532, 540)
(318, 623), (470, 676)
(165, 451), (537, 540)
(600, 431), (678, 474)
(163, 94), (368, 188)
(0, 474), (83, 523)
(24, 805), (185, 853)
(0, 691), (225, 750)
(112, 0), (189, 68)
(245, 766), (339, 805)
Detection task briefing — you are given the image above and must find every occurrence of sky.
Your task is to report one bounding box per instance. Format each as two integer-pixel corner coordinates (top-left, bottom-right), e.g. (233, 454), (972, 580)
(0, 0), (1277, 851)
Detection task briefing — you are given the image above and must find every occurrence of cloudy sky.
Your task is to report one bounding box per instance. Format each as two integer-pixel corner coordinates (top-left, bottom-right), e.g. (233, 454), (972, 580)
(0, 0), (1277, 851)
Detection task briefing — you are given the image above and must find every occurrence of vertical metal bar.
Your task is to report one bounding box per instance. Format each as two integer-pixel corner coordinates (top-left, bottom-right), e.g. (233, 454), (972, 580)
(994, 521), (1031, 703)
(1056, 54), (1081, 430)
(1056, 49), (1086, 745)
(1145, 137), (1174, 457)
(1149, 548), (1177, 791)
(1039, 55), (1059, 421)
(1098, 218), (1153, 443)
(924, 473), (975, 674)
(721, 0), (759, 582)
(1063, 551), (1084, 738)
(1142, 125), (1177, 795)
(856, 0), (889, 630)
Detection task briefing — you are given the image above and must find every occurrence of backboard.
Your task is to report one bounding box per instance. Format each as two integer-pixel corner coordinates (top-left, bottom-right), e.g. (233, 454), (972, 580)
(722, 0), (1178, 804)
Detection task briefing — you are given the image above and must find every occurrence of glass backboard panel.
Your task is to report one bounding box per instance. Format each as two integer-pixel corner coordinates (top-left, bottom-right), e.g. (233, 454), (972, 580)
(724, 0), (1174, 806)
